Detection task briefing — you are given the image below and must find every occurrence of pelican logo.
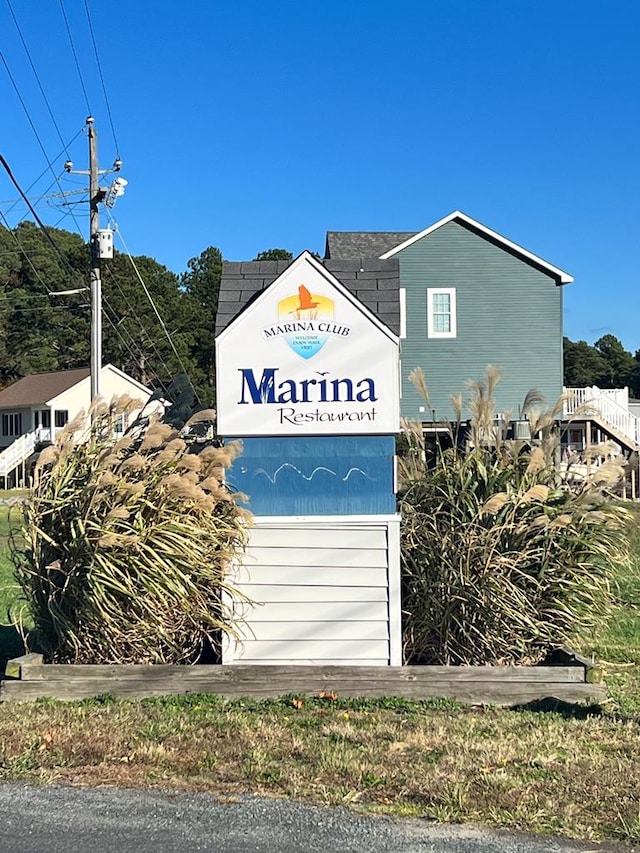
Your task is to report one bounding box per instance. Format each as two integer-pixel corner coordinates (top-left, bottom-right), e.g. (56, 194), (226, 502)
(261, 285), (351, 360)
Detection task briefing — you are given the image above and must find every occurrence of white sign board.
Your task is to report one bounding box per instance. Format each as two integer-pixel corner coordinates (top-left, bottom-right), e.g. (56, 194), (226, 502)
(216, 253), (400, 436)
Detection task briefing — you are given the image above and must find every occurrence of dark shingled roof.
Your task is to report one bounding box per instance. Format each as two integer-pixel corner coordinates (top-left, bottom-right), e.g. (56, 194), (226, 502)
(324, 232), (416, 260)
(0, 367), (90, 408)
(216, 258), (400, 337)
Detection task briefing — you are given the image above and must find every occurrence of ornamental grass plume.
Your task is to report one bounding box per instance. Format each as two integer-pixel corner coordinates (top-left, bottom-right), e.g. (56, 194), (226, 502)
(400, 367), (632, 666)
(12, 398), (250, 664)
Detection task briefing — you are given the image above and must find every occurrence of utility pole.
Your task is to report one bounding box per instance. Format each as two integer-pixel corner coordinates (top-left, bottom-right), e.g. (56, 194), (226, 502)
(88, 116), (101, 401)
(64, 117), (124, 402)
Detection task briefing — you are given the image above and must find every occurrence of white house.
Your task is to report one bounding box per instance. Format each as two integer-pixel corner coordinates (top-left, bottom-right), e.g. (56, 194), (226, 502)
(0, 364), (154, 483)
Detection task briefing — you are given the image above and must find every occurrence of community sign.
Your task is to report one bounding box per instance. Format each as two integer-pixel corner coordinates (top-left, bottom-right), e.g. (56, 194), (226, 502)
(215, 252), (400, 436)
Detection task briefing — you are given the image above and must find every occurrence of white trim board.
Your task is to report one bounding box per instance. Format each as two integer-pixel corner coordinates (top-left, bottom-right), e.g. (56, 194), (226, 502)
(248, 514), (402, 525)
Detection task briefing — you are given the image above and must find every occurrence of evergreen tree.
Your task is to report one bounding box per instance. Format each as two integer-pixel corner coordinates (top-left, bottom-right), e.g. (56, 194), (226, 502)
(564, 334), (640, 396)
(0, 223), (89, 385)
(102, 251), (203, 398)
(0, 222), (204, 403)
(253, 248), (293, 261)
(179, 246), (223, 405)
(563, 337), (607, 387)
(593, 334), (636, 389)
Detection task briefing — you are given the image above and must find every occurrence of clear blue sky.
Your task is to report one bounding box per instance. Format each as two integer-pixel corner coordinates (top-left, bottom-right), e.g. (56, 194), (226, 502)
(1, 1), (639, 354)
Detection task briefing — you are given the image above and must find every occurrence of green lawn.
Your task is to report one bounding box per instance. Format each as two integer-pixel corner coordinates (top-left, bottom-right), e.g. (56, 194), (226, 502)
(0, 502), (26, 664)
(573, 505), (640, 714)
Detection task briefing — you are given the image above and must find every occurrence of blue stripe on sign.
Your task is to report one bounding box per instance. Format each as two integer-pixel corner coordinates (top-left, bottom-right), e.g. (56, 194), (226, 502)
(225, 435), (396, 516)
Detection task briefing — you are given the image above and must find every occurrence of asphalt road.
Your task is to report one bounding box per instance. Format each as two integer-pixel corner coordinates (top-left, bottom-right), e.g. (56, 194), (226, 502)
(0, 784), (633, 853)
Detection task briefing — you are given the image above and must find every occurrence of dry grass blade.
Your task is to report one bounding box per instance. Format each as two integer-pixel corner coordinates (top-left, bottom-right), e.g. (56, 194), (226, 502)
(520, 387), (547, 416)
(0, 696), (640, 843)
(479, 492), (509, 516)
(408, 367), (430, 407)
(525, 446), (545, 476)
(521, 484), (549, 503)
(185, 408), (217, 426)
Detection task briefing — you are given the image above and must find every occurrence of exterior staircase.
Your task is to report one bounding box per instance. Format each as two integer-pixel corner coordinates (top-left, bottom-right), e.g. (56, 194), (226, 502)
(563, 386), (640, 454)
(0, 428), (47, 485)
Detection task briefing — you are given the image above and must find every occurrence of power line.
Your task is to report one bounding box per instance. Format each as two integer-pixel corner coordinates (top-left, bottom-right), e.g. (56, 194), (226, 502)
(0, 154), (81, 290)
(82, 0), (120, 156)
(5, 0), (71, 160)
(102, 297), (148, 369)
(0, 245), (86, 263)
(102, 263), (177, 386)
(0, 51), (88, 238)
(102, 296), (171, 394)
(0, 188), (87, 205)
(50, 207), (86, 230)
(0, 208), (63, 295)
(0, 128), (84, 219)
(102, 255), (190, 392)
(0, 214), (140, 384)
(58, 0), (91, 115)
(1, 303), (88, 314)
(2, 142), (180, 400)
(1, 209), (166, 393)
(0, 212), (87, 312)
(116, 229), (202, 404)
(0, 50), (65, 191)
(1, 216), (185, 401)
(0, 292), (71, 302)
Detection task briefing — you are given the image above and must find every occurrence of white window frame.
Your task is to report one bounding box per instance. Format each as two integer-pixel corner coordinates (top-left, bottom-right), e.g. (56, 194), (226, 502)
(2, 412), (22, 437)
(427, 287), (457, 339)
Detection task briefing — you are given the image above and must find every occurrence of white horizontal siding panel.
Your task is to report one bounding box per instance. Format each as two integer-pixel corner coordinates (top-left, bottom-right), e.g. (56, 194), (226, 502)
(223, 518), (398, 667)
(235, 601), (389, 623)
(238, 620), (390, 642)
(248, 526), (388, 550)
(236, 584), (388, 603)
(236, 639), (390, 661)
(246, 546), (388, 569)
(231, 565), (389, 588)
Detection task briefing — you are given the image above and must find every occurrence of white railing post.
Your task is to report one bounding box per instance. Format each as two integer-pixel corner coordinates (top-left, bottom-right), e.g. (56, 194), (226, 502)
(0, 428), (40, 479)
(564, 387), (640, 445)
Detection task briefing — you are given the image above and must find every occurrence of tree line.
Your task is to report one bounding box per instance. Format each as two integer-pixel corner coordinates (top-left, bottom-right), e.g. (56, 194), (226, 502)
(0, 221), (291, 405)
(563, 335), (640, 398)
(2, 221), (639, 405)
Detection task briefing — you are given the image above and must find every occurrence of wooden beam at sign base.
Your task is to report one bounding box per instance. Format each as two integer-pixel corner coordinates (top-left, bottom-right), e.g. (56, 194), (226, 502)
(0, 661), (606, 706)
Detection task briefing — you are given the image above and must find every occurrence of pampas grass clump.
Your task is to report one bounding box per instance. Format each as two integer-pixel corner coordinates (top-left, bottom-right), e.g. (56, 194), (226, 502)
(12, 398), (250, 664)
(400, 367), (632, 666)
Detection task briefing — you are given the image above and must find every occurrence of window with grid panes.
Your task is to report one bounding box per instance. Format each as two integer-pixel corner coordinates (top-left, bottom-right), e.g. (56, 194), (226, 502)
(427, 288), (456, 338)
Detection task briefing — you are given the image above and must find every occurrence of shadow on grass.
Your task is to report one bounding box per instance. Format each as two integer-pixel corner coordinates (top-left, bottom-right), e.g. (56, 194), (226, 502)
(513, 697), (606, 719)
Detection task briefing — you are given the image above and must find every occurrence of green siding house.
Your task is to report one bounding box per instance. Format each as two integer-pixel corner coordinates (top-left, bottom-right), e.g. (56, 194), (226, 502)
(325, 211), (573, 423)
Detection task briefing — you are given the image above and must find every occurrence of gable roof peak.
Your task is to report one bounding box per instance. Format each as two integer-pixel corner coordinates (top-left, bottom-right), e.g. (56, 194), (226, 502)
(379, 210), (574, 284)
(216, 250), (399, 343)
